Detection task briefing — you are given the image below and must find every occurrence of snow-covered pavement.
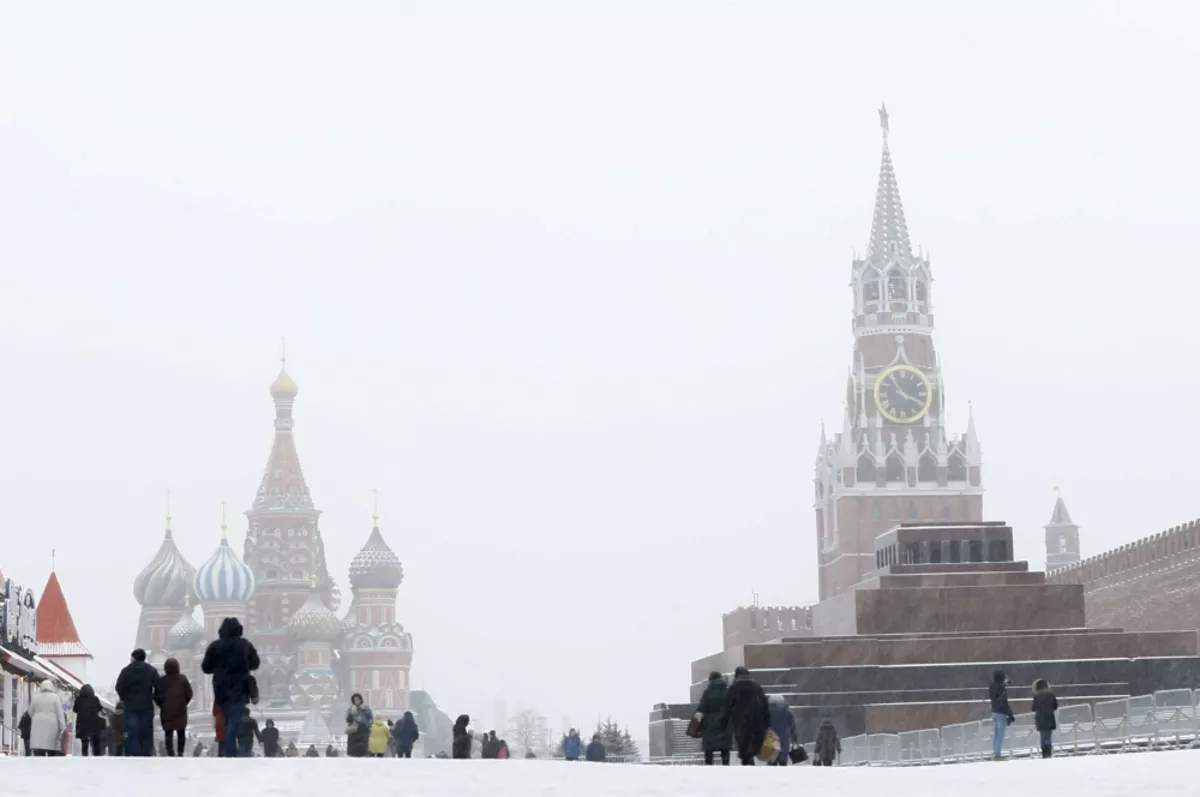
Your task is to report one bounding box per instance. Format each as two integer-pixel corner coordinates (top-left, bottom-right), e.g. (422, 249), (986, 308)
(3, 751), (1196, 796)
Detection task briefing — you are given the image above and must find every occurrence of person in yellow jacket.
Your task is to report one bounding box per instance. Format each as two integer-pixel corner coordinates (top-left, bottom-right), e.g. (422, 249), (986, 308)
(368, 718), (390, 758)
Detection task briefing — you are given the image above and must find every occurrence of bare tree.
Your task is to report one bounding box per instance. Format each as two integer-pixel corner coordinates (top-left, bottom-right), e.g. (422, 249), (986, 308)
(508, 708), (548, 755)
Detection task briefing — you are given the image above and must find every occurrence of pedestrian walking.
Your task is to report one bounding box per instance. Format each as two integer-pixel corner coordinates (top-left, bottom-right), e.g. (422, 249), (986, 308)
(200, 617), (261, 759)
(72, 684), (105, 757)
(724, 666), (769, 766)
(159, 658), (193, 757)
(989, 670), (1015, 760)
(1032, 678), (1058, 759)
(115, 648), (164, 757)
(28, 682), (66, 757)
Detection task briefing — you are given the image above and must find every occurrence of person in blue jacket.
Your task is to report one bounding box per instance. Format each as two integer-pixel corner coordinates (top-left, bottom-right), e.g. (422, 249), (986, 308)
(561, 728), (582, 761)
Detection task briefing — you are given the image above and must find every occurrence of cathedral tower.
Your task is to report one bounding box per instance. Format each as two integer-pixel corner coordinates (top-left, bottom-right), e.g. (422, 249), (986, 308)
(242, 358), (333, 706)
(1045, 489), (1081, 571)
(342, 502), (413, 713)
(813, 107), (983, 601)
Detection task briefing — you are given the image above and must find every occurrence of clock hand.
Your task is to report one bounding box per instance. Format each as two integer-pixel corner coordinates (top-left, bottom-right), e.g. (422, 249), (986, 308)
(889, 374), (918, 404)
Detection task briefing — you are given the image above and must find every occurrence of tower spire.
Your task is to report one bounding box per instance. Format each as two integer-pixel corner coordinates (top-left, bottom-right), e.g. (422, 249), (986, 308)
(867, 104), (913, 266)
(372, 489), (380, 528)
(220, 500), (228, 540)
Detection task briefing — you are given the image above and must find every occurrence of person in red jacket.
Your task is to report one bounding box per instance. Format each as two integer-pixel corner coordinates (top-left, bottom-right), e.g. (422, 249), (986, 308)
(158, 658), (194, 757)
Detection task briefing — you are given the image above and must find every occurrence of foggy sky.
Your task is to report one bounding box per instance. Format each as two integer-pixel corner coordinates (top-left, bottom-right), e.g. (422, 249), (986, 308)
(2, 1), (1199, 740)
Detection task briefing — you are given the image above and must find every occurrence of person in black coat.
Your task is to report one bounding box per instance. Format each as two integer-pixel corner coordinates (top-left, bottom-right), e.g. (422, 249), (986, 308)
(18, 710), (31, 756)
(392, 711), (420, 759)
(260, 718), (282, 758)
(451, 714), (471, 759)
(988, 669), (1014, 760)
(1031, 678), (1058, 758)
(694, 671), (733, 765)
(115, 649), (165, 757)
(236, 708), (261, 757)
(201, 617), (261, 759)
(723, 666), (770, 766)
(72, 684), (106, 756)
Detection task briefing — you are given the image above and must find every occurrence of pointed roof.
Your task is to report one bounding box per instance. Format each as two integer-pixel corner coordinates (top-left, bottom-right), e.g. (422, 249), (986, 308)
(36, 572), (91, 658)
(252, 360), (315, 513)
(867, 104), (914, 268)
(1048, 494), (1074, 526)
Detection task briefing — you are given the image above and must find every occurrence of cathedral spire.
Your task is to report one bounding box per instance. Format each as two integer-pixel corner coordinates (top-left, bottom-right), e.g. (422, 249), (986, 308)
(253, 355), (315, 513)
(867, 104), (913, 267)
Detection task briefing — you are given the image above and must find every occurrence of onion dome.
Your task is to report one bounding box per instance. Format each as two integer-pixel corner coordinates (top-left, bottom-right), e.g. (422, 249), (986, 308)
(194, 508), (256, 604)
(270, 358), (299, 400)
(168, 604), (205, 650)
(349, 524), (404, 590)
(134, 522), (196, 608)
(288, 580), (343, 643)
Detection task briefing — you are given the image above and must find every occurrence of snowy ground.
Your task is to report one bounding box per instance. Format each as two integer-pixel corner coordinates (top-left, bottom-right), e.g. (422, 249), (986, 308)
(3, 751), (1197, 796)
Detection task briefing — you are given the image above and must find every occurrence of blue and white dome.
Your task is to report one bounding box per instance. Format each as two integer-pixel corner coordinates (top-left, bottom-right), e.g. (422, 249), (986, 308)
(194, 537), (256, 604)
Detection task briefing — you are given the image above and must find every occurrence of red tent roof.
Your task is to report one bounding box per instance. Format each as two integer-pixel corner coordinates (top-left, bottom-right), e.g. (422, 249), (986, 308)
(36, 572), (88, 655)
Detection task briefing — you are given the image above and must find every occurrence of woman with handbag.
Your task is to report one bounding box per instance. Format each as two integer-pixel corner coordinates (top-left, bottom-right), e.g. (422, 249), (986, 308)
(692, 671), (733, 765)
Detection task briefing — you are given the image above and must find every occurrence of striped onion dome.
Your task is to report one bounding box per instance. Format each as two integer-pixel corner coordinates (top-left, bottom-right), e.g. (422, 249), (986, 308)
(194, 537), (256, 604)
(288, 586), (342, 643)
(168, 606), (205, 650)
(134, 529), (196, 608)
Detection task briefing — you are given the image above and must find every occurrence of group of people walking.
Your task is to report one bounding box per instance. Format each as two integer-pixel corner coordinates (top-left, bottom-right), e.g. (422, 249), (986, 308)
(692, 666), (839, 767)
(690, 666), (838, 767)
(450, 715), (512, 759)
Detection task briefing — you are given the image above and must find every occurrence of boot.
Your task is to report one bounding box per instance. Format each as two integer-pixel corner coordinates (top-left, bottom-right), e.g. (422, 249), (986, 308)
(1041, 745), (1052, 759)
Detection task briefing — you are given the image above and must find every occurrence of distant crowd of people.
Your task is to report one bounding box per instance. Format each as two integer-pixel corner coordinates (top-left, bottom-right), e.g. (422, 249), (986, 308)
(687, 666), (1061, 767)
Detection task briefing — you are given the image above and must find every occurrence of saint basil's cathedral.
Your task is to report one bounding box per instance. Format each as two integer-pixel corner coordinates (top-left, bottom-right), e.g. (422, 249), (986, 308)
(130, 361), (414, 743)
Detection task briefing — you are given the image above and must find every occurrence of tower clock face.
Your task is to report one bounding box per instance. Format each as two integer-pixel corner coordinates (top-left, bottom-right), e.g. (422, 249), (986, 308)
(874, 364), (933, 423)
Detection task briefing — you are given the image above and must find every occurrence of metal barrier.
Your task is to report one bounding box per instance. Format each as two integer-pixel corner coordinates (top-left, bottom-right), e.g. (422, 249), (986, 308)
(813, 689), (1200, 767)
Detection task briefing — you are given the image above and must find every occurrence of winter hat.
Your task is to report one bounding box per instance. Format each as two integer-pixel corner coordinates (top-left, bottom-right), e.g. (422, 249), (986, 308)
(992, 669), (1006, 682)
(1033, 678), (1049, 692)
(708, 671), (723, 682)
(734, 666), (751, 678)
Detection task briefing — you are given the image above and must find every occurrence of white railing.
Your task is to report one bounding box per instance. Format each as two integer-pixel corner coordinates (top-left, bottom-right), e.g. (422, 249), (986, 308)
(830, 689), (1200, 766)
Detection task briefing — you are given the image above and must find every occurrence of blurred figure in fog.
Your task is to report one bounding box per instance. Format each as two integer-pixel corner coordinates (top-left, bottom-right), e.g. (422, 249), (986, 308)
(815, 719), (840, 766)
(1032, 679), (1058, 759)
(767, 694), (796, 766)
(585, 733), (606, 762)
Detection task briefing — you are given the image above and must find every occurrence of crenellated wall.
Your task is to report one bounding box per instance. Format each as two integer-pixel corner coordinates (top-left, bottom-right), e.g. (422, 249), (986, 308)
(1046, 518), (1200, 634)
(722, 605), (813, 651)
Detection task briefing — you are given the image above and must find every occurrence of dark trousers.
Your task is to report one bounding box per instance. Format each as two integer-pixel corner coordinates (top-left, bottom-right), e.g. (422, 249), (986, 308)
(818, 758), (833, 766)
(164, 729), (186, 757)
(739, 755), (756, 766)
(79, 735), (103, 756)
(33, 749), (60, 756)
(237, 738), (254, 757)
(398, 749), (412, 759)
(125, 711), (155, 757)
(22, 739), (30, 756)
(219, 701), (246, 758)
(703, 749), (730, 765)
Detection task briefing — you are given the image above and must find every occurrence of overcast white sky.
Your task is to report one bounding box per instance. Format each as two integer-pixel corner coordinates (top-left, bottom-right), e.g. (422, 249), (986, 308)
(2, 1), (1200, 739)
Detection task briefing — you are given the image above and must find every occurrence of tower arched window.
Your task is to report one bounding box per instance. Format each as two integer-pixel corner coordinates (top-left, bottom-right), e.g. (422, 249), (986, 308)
(907, 500), (917, 519)
(885, 451), (905, 482)
(856, 452), (876, 484)
(1057, 535), (1068, 554)
(917, 452), (937, 482)
(887, 269), (907, 301)
(862, 272), (881, 306)
(947, 451), (967, 482)
(940, 505), (951, 520)
(873, 504), (883, 522)
(915, 280), (928, 304)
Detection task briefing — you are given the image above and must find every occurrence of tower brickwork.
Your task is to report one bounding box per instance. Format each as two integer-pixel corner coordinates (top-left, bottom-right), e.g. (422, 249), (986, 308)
(813, 107), (983, 601)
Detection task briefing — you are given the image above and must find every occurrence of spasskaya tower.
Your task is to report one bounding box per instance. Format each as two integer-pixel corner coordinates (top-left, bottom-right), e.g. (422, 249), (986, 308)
(812, 107), (983, 601)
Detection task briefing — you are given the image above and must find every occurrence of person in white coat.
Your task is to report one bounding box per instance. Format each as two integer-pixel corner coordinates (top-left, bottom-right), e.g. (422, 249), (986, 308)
(29, 681), (66, 756)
